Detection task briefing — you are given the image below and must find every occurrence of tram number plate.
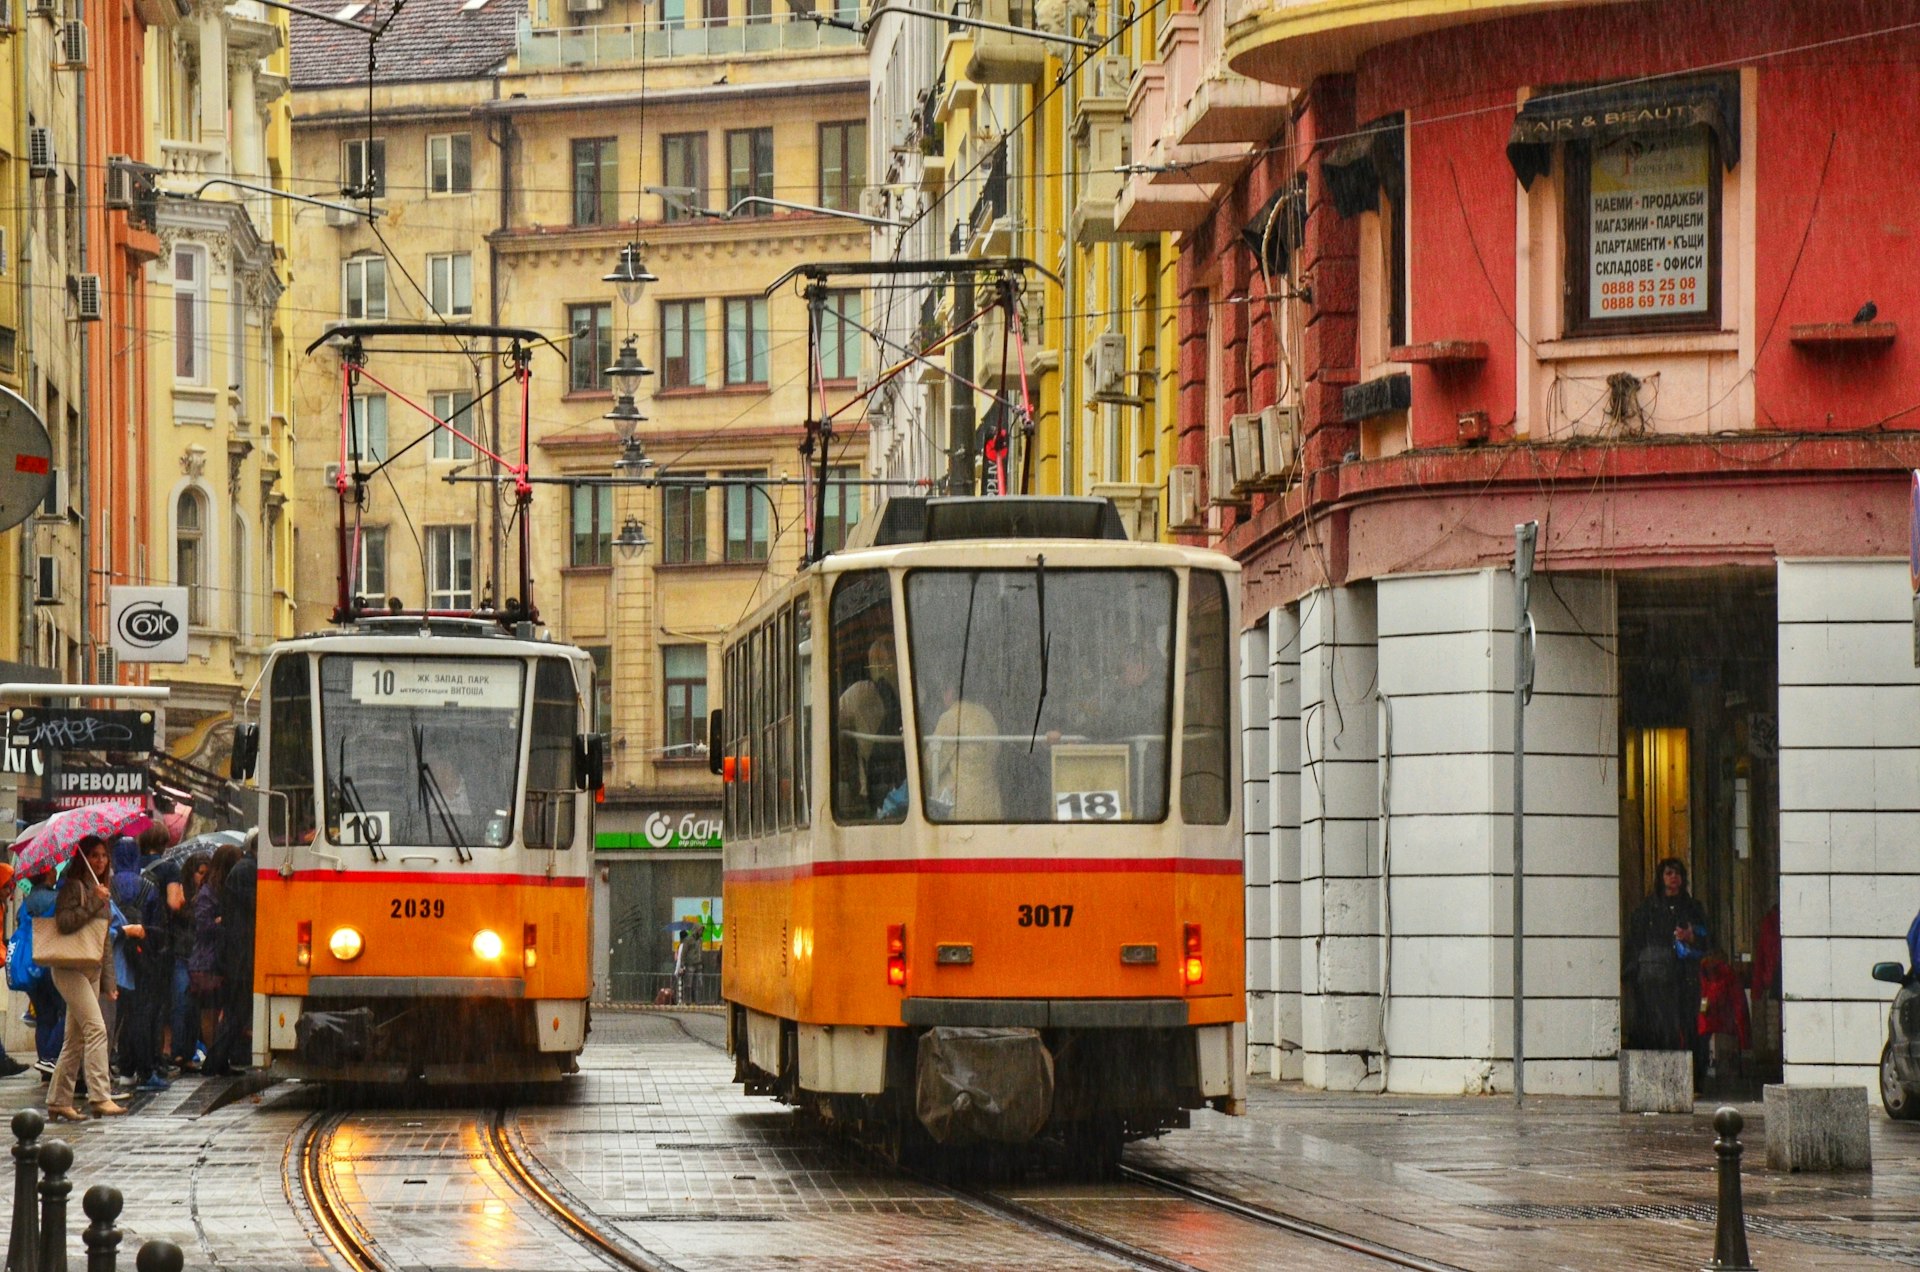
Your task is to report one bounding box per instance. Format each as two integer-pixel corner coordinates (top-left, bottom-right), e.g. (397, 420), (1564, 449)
(1017, 904), (1074, 928)
(1054, 790), (1121, 821)
(389, 898), (447, 919)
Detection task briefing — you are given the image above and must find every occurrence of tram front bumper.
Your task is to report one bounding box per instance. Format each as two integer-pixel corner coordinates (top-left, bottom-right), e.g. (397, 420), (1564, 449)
(900, 997), (1189, 1028)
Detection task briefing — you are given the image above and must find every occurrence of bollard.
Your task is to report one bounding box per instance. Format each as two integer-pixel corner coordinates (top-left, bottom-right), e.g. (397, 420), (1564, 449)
(132, 1245), (182, 1272)
(34, 1140), (72, 1272)
(80, 1188), (121, 1272)
(1702, 1106), (1757, 1272)
(8, 1109), (45, 1272)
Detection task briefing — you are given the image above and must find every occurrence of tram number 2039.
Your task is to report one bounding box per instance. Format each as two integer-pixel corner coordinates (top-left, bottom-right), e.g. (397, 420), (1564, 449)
(1017, 904), (1075, 928)
(390, 898), (447, 919)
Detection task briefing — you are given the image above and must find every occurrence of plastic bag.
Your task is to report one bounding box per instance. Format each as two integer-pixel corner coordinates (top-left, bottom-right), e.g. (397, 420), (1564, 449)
(5, 929), (43, 992)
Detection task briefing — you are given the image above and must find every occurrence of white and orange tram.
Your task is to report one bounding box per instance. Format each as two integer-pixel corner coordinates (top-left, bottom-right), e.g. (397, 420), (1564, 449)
(241, 621), (601, 1083)
(714, 497), (1245, 1155)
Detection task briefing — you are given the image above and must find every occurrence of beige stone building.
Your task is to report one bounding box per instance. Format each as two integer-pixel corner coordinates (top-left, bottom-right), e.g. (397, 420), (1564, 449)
(290, 0), (869, 1000)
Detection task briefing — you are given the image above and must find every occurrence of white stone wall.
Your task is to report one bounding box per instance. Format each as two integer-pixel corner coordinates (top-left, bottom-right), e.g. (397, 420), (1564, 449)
(1240, 624), (1275, 1076)
(1270, 607), (1304, 1079)
(1777, 558), (1920, 1090)
(1297, 585), (1382, 1091)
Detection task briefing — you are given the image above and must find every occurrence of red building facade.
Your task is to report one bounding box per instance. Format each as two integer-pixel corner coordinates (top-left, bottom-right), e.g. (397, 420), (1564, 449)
(1167, 0), (1920, 1096)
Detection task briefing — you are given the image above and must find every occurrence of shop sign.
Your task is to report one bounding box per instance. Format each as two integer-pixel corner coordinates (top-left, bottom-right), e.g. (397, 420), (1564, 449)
(109, 586), (189, 664)
(1587, 130), (1710, 321)
(7, 708), (156, 753)
(1342, 373), (1411, 423)
(47, 764), (147, 802)
(595, 809), (724, 851)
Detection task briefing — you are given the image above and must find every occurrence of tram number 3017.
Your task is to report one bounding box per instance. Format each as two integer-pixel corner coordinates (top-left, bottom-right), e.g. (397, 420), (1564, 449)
(390, 898), (447, 919)
(1017, 904), (1074, 928)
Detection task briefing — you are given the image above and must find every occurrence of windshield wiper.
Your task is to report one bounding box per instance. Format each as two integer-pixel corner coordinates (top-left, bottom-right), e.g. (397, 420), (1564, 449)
(414, 723), (473, 863)
(333, 733), (385, 861)
(1027, 553), (1051, 753)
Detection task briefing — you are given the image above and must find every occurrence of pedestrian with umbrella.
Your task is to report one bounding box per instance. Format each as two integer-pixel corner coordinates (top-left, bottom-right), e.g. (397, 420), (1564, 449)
(39, 834), (129, 1120)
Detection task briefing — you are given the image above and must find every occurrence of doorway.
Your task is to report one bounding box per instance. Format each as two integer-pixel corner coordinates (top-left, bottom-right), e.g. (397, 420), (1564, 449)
(1617, 570), (1781, 1095)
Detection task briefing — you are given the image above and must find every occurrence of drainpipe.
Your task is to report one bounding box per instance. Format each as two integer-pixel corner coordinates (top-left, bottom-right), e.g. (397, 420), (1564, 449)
(75, 0), (92, 677)
(486, 95), (510, 609)
(17, 14), (34, 664)
(1059, 54), (1078, 496)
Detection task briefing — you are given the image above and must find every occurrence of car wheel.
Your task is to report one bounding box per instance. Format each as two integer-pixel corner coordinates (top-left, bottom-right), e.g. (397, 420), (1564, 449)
(1882, 1042), (1920, 1121)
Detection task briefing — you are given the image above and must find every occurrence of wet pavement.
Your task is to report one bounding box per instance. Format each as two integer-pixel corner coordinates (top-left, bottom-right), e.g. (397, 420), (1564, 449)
(0, 1013), (1915, 1269)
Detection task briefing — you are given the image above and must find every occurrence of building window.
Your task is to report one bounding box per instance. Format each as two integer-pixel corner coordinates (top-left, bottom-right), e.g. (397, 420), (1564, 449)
(662, 484), (707, 564)
(357, 526), (387, 604)
(427, 133), (472, 195)
(818, 120), (866, 212)
(568, 302), (613, 393)
(430, 390), (477, 459)
(723, 470), (769, 562)
(232, 509), (249, 638)
(571, 137), (617, 226)
(660, 299), (706, 390)
(427, 525), (475, 610)
(819, 289), (861, 381)
(702, 0), (725, 26)
(586, 644), (612, 733)
(176, 489), (207, 625)
(663, 645), (708, 754)
(1567, 128), (1719, 336)
(659, 0), (684, 28)
(571, 484), (614, 566)
(350, 394), (388, 463)
(821, 466), (861, 552)
(342, 137), (385, 198)
(172, 245), (207, 384)
(726, 128), (774, 213)
(343, 256), (387, 320)
(723, 297), (768, 386)
(662, 133), (706, 220)
(427, 252), (472, 317)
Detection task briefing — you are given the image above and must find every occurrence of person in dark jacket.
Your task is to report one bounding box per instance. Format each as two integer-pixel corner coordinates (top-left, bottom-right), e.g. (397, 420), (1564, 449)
(18, 867), (65, 1077)
(205, 833), (257, 1076)
(167, 852), (210, 1070)
(1626, 856), (1711, 1086)
(115, 831), (174, 1090)
(190, 844), (242, 1059)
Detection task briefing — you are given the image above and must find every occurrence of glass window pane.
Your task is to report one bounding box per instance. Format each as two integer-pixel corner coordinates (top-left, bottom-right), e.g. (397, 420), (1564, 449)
(830, 571), (903, 824)
(1179, 571), (1231, 825)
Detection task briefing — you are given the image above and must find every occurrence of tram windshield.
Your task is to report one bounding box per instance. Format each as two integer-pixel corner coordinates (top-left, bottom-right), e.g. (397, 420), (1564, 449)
(903, 568), (1176, 823)
(318, 655), (525, 851)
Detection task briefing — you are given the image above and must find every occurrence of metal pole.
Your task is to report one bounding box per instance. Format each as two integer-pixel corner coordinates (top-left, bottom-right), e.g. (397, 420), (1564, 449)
(1512, 520), (1537, 1105)
(1703, 1107), (1757, 1271)
(0, 685), (170, 701)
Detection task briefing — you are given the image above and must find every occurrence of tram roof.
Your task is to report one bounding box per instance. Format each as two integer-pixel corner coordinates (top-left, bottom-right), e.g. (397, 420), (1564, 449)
(268, 620), (594, 661)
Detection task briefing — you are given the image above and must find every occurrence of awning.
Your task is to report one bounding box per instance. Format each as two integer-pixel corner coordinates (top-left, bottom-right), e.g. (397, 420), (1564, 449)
(1240, 175), (1306, 275)
(1320, 115), (1404, 219)
(1507, 77), (1739, 190)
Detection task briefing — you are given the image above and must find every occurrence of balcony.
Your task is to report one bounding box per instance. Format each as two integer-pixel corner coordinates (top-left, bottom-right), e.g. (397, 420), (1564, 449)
(1114, 64), (1216, 234)
(1223, 0), (1607, 87)
(156, 139), (224, 190)
(965, 0), (1049, 84)
(1173, 0), (1291, 144)
(515, 13), (860, 68)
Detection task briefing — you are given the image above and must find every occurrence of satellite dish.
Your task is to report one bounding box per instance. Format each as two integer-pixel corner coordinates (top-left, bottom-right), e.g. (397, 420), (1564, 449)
(0, 384), (51, 534)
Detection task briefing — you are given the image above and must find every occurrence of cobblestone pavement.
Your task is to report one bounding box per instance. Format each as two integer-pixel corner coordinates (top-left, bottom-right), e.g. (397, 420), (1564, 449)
(5, 1014), (1919, 1270)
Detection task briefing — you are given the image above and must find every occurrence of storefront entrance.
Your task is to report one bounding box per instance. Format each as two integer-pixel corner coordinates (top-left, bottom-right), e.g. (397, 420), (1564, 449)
(1618, 569), (1781, 1096)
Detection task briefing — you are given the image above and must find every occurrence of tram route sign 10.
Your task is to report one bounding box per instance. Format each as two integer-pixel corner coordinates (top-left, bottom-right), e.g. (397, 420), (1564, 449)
(109, 585), (190, 663)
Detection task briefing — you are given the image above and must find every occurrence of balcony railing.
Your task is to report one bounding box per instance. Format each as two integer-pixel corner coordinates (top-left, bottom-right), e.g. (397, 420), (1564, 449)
(970, 142), (1008, 235)
(517, 13), (860, 67)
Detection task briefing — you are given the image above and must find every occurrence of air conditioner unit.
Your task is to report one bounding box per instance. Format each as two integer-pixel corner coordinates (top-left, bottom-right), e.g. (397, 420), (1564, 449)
(1259, 403), (1299, 485)
(57, 19), (85, 66)
(1088, 56), (1131, 102)
(1085, 331), (1129, 402)
(27, 126), (53, 176)
(1167, 465), (1203, 532)
(34, 555), (56, 605)
(565, 0), (604, 12)
(858, 186), (887, 220)
(95, 647), (115, 684)
(25, 0), (51, 16)
(39, 466), (64, 518)
(1210, 433), (1248, 507)
(74, 273), (101, 321)
(324, 463), (342, 488)
(1229, 412), (1263, 493)
(325, 203), (360, 229)
(104, 155), (133, 209)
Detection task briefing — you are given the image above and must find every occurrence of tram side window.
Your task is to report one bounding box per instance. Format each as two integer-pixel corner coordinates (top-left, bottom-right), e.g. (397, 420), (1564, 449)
(772, 606), (792, 832)
(723, 643), (742, 832)
(267, 654), (316, 845)
(831, 570), (905, 824)
(526, 658), (577, 849)
(793, 598), (812, 828)
(1180, 571), (1232, 825)
(747, 625), (765, 839)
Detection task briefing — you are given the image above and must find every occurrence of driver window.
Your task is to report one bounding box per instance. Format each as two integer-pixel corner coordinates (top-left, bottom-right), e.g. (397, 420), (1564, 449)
(831, 571), (905, 824)
(267, 654), (315, 846)
(526, 658), (577, 849)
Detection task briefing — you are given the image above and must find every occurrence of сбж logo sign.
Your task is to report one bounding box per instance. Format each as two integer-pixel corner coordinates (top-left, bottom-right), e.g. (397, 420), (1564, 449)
(117, 599), (181, 648)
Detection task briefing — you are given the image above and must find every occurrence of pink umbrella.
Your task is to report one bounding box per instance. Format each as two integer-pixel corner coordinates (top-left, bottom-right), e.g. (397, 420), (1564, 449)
(9, 799), (150, 878)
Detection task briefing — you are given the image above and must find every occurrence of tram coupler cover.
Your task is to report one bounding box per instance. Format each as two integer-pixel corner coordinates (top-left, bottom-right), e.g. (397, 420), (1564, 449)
(914, 1026), (1053, 1145)
(295, 1008), (374, 1069)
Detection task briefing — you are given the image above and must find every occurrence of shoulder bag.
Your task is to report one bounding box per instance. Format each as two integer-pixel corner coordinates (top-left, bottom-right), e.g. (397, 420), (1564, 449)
(31, 860), (110, 970)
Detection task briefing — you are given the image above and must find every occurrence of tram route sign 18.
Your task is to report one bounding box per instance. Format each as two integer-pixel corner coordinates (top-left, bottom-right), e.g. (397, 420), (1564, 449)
(7, 708), (156, 752)
(109, 585), (190, 663)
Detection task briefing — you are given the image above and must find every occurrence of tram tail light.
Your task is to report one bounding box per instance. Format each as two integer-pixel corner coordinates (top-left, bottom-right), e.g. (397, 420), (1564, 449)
(886, 923), (907, 987)
(524, 923), (538, 970)
(1182, 924), (1204, 986)
(296, 920), (312, 968)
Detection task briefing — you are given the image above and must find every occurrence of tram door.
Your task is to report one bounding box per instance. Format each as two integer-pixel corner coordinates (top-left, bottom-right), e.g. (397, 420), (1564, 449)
(1618, 571), (1781, 1093)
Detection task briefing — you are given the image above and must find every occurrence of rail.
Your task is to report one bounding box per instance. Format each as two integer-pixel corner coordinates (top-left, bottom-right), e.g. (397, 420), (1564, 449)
(517, 14), (860, 67)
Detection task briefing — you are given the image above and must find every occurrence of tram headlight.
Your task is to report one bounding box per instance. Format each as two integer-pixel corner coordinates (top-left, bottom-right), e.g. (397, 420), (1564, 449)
(328, 926), (364, 962)
(472, 928), (506, 961)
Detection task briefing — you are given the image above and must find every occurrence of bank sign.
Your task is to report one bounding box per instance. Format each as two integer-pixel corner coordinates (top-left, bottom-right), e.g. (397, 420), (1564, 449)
(596, 810), (723, 852)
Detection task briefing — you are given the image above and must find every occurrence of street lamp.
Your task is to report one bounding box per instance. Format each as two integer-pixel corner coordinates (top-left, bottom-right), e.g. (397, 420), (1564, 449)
(603, 242), (657, 309)
(613, 515), (651, 560)
(604, 335), (652, 400)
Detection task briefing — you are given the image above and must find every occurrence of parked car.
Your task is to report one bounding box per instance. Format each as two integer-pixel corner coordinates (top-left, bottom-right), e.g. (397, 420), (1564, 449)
(1872, 959), (1920, 1120)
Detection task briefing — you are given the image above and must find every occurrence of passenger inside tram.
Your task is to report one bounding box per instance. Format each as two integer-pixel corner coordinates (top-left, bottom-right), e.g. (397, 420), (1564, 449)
(836, 632), (906, 817)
